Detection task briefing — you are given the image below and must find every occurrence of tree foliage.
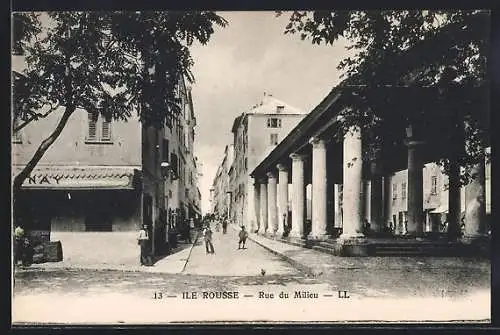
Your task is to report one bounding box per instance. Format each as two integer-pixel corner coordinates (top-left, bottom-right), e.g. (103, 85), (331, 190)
(278, 10), (490, 184)
(12, 11), (227, 192)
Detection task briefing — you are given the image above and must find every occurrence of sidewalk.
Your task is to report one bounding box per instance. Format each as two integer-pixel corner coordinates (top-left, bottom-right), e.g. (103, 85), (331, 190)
(20, 233), (199, 274)
(245, 230), (491, 278)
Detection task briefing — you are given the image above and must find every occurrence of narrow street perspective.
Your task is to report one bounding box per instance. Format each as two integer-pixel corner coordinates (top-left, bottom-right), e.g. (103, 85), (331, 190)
(183, 225), (296, 276)
(11, 10), (491, 325)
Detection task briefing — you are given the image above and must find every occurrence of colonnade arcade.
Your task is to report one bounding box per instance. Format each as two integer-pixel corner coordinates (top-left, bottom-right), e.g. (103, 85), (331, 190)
(249, 92), (487, 243)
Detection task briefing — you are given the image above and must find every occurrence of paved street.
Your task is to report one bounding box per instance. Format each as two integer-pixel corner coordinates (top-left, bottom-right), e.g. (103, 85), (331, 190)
(12, 226), (490, 324)
(183, 226), (297, 276)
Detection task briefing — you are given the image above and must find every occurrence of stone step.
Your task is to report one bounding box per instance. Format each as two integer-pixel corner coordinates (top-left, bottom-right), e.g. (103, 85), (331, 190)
(312, 245), (338, 255)
(277, 238), (311, 249)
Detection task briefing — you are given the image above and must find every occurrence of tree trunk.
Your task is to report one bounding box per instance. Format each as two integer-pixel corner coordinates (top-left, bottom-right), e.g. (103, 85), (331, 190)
(13, 105), (76, 194)
(447, 158), (461, 241)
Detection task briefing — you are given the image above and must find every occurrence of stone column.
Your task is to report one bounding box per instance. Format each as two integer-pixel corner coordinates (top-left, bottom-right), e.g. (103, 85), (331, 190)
(463, 160), (486, 241)
(340, 127), (364, 239)
(253, 180), (260, 233)
(310, 137), (328, 238)
(370, 159), (383, 232)
(290, 153), (306, 238)
(259, 179), (268, 234)
(277, 163), (289, 236)
(334, 184), (343, 229)
(267, 171), (278, 236)
(406, 124), (425, 236)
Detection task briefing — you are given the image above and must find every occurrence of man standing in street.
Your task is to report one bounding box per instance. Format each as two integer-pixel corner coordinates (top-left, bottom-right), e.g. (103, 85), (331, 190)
(14, 225), (25, 265)
(222, 217), (228, 234)
(203, 224), (215, 254)
(137, 224), (150, 265)
(238, 225), (248, 249)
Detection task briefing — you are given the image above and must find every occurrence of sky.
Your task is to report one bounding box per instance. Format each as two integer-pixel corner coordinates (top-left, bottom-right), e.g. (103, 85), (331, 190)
(189, 11), (351, 214)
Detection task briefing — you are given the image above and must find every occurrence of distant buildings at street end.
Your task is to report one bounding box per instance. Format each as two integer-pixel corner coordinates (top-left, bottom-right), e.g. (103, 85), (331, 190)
(211, 93), (308, 225)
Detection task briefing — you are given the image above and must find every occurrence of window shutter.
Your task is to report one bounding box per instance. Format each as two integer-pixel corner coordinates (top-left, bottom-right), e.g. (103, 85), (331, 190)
(171, 153), (178, 177)
(102, 119), (111, 141)
(88, 115), (97, 141)
(163, 139), (169, 162)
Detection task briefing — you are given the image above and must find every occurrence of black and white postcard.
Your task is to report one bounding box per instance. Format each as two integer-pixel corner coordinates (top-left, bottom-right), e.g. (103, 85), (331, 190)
(11, 10), (491, 324)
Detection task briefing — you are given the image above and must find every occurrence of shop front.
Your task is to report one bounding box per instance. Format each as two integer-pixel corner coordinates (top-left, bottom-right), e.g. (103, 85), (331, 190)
(13, 165), (143, 264)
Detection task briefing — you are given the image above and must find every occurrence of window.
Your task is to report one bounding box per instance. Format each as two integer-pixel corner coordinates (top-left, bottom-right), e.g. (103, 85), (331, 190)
(162, 138), (169, 163)
(170, 153), (179, 177)
(392, 183), (398, 200)
(101, 119), (112, 141)
(244, 157), (247, 170)
(86, 114), (113, 143)
(87, 115), (97, 141)
(267, 118), (282, 128)
(276, 105), (285, 113)
(401, 182), (407, 200)
(430, 176), (438, 195)
(270, 133), (279, 145)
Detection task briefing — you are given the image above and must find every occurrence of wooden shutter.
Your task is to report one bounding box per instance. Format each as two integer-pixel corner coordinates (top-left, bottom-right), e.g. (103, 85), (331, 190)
(171, 153), (178, 176)
(88, 114), (97, 141)
(101, 119), (111, 141)
(163, 138), (169, 162)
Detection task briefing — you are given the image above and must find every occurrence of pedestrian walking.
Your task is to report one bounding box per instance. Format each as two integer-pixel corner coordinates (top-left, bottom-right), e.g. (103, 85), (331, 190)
(137, 224), (150, 265)
(14, 225), (25, 265)
(238, 225), (248, 249)
(222, 218), (228, 234)
(203, 225), (215, 254)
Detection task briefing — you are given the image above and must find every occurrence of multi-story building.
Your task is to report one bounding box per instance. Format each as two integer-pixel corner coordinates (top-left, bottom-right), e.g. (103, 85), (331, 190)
(383, 159), (491, 234)
(164, 78), (202, 234)
(223, 93), (308, 229)
(211, 144), (234, 219)
(12, 54), (201, 261)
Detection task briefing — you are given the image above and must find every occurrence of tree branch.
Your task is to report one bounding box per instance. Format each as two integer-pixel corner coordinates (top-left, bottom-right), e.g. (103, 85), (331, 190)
(14, 102), (61, 132)
(13, 105), (76, 193)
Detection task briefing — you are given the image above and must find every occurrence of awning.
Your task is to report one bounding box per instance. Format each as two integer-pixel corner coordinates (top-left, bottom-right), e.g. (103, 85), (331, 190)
(13, 165), (141, 190)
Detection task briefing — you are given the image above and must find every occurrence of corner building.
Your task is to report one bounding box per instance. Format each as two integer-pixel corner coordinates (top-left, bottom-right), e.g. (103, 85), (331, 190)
(225, 94), (307, 231)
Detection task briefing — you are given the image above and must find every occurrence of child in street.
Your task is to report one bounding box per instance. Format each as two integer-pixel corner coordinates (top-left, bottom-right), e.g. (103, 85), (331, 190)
(238, 225), (248, 249)
(203, 224), (215, 254)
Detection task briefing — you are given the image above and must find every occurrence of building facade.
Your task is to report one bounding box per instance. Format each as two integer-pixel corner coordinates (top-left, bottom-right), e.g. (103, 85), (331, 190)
(211, 144), (234, 219)
(212, 94), (307, 230)
(12, 54), (201, 260)
(163, 78), (202, 237)
(250, 84), (490, 245)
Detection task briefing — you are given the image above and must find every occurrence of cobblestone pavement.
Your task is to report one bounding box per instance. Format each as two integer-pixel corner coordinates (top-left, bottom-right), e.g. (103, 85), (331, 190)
(12, 225), (490, 324)
(248, 232), (491, 299)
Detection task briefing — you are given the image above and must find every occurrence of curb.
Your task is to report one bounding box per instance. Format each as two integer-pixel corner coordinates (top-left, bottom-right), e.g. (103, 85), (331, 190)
(247, 234), (321, 277)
